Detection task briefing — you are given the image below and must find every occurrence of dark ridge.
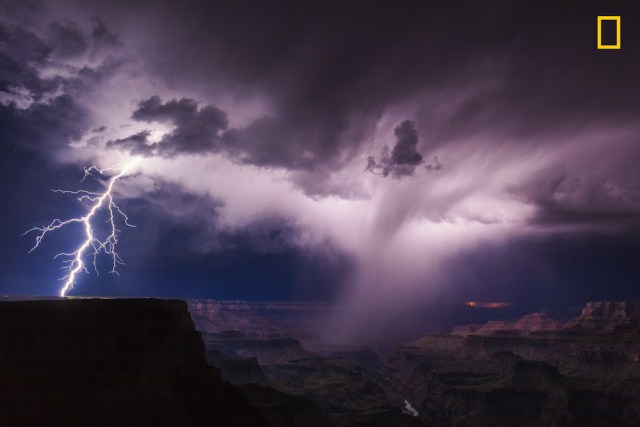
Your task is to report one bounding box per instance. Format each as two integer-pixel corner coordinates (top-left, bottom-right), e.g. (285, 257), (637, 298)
(0, 298), (267, 426)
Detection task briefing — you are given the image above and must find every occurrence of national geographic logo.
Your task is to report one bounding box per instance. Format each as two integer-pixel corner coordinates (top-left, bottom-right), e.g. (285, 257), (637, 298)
(597, 16), (621, 49)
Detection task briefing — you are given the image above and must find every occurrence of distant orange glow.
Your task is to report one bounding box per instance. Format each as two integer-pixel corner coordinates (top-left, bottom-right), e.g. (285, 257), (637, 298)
(465, 301), (512, 308)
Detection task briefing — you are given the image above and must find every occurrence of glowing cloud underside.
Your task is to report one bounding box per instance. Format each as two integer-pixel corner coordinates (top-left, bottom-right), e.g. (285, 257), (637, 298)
(24, 160), (139, 297)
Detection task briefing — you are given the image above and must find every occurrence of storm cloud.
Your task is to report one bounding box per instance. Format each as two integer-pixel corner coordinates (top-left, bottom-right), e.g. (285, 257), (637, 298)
(3, 0), (640, 339)
(108, 96), (229, 157)
(366, 120), (425, 178)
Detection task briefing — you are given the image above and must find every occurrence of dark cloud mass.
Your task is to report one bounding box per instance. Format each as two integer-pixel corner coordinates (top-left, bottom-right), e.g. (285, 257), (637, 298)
(366, 120), (426, 178)
(109, 93), (353, 173)
(0, 6), (124, 155)
(391, 121), (423, 167)
(93, 1), (640, 170)
(108, 96), (230, 157)
(90, 17), (119, 49)
(48, 21), (87, 59)
(0, 20), (52, 97)
(2, 0), (640, 333)
(0, 21), (88, 155)
(514, 170), (640, 230)
(107, 130), (152, 156)
(110, 95), (347, 172)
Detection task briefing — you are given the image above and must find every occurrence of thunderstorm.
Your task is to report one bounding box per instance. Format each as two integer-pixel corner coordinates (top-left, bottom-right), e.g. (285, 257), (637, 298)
(24, 159), (140, 296)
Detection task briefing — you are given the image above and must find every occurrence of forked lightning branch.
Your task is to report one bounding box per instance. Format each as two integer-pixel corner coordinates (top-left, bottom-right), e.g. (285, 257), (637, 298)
(24, 159), (140, 297)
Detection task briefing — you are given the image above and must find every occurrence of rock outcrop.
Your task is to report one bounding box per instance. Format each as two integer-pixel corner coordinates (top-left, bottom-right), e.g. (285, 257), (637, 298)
(565, 301), (640, 331)
(201, 329), (423, 426)
(187, 299), (330, 339)
(452, 313), (560, 337)
(388, 302), (640, 426)
(514, 312), (561, 333)
(0, 299), (266, 426)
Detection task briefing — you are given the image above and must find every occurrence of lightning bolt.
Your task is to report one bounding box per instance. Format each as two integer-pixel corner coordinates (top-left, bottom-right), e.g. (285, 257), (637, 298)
(24, 159), (140, 297)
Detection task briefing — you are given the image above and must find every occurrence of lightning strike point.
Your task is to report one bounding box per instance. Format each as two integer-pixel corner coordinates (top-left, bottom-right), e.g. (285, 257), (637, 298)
(24, 159), (140, 297)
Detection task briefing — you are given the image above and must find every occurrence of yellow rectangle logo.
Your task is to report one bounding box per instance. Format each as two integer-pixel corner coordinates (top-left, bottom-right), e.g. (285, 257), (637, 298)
(597, 16), (621, 49)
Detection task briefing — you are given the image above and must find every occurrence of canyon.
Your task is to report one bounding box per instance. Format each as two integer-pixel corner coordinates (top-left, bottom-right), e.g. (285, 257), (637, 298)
(2, 299), (640, 425)
(189, 299), (640, 426)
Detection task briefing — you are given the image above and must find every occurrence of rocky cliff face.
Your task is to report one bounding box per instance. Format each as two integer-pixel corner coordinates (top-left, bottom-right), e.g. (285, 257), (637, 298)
(515, 312), (561, 332)
(387, 302), (640, 426)
(200, 330), (423, 426)
(565, 301), (640, 331)
(167, 299), (640, 426)
(0, 299), (266, 426)
(452, 313), (560, 336)
(187, 299), (330, 339)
